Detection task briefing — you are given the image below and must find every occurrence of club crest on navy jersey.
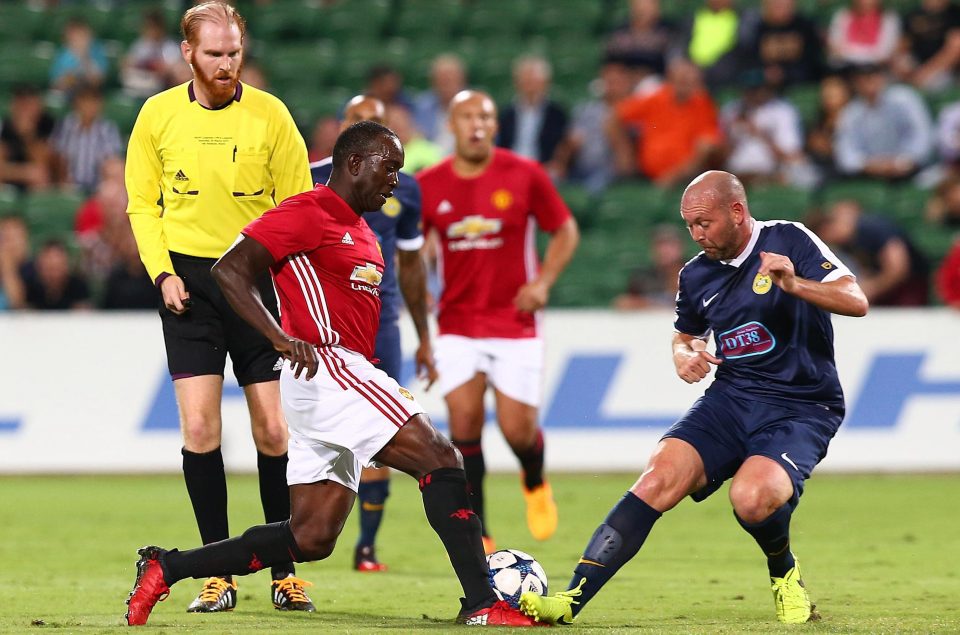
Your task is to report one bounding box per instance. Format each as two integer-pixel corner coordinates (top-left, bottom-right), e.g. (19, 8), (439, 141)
(752, 272), (772, 295)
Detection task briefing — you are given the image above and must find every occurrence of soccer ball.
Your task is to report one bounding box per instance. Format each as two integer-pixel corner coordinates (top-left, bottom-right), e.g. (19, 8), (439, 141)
(486, 549), (548, 608)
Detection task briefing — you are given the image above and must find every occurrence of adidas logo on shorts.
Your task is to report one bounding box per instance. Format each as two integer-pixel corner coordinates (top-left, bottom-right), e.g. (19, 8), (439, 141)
(272, 357), (284, 371)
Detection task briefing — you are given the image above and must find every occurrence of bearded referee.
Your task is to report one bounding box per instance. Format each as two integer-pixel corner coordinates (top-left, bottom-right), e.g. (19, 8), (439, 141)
(125, 1), (314, 614)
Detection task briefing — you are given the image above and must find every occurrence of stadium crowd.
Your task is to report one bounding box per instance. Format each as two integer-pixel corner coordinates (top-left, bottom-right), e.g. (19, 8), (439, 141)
(1, 0), (960, 310)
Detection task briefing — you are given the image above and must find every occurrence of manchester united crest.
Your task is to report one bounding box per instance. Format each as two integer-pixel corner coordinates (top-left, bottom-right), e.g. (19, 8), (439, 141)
(491, 189), (513, 211)
(752, 272), (772, 295)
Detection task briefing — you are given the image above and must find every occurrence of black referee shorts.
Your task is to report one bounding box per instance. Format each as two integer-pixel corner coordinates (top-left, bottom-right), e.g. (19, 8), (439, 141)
(159, 252), (281, 386)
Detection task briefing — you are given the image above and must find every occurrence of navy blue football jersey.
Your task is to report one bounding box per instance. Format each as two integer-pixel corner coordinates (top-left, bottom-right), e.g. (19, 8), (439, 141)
(310, 158), (424, 325)
(674, 220), (854, 409)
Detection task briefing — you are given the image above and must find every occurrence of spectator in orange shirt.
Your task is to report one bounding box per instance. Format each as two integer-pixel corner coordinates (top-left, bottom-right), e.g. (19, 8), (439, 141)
(608, 57), (722, 188)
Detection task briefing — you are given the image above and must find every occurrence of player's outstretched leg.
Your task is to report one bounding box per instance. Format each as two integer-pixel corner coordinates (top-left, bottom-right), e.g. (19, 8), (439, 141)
(521, 491), (662, 624)
(452, 437), (494, 552)
(124, 521), (306, 626)
(375, 414), (542, 626)
(730, 455), (818, 623)
(354, 467), (390, 571)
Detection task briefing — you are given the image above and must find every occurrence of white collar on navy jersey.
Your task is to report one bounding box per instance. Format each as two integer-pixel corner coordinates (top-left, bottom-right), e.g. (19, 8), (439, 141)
(720, 219), (761, 268)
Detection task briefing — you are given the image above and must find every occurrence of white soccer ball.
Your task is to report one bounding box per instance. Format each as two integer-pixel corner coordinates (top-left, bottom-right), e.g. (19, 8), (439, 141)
(486, 549), (548, 609)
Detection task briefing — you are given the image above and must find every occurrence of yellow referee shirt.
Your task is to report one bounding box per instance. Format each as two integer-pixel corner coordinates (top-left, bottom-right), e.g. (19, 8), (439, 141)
(125, 81), (312, 283)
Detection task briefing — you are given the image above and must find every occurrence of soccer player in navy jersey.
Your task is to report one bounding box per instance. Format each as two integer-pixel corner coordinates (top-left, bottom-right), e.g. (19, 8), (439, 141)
(521, 170), (868, 626)
(310, 95), (436, 572)
(125, 122), (540, 627)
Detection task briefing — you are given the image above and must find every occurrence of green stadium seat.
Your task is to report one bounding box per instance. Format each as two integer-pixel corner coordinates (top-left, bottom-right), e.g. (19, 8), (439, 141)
(458, 0), (531, 39)
(23, 190), (85, 243)
(279, 85), (351, 130)
(103, 92), (145, 138)
(319, 0), (391, 44)
(390, 0), (462, 40)
(0, 4), (44, 43)
(910, 224), (957, 263)
(785, 83), (821, 126)
(746, 185), (813, 221)
(890, 186), (930, 224)
(264, 41), (338, 89)
(596, 182), (676, 229)
(0, 186), (20, 216)
(249, 1), (320, 42)
(0, 43), (53, 91)
(818, 180), (893, 213)
(526, 0), (605, 39)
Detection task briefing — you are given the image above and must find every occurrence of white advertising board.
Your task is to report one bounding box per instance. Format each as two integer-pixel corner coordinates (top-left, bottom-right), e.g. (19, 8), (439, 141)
(0, 309), (958, 473)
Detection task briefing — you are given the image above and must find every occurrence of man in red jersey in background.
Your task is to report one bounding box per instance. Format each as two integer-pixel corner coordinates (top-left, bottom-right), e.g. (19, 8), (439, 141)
(418, 90), (580, 552)
(125, 121), (542, 627)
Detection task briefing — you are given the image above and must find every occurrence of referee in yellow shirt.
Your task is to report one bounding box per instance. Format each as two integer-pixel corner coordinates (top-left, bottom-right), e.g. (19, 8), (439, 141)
(125, 1), (314, 614)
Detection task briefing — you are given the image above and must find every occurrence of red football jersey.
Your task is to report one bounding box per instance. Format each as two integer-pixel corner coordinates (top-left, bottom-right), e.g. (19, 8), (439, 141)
(242, 185), (384, 360)
(418, 148), (572, 338)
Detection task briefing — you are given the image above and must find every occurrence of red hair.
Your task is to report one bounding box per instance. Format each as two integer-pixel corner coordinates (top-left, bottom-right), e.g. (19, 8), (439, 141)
(180, 1), (246, 45)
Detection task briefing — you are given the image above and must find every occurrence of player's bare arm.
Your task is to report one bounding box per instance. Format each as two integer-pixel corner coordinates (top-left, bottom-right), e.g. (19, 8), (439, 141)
(672, 331), (721, 384)
(397, 248), (438, 389)
(758, 251), (869, 317)
(515, 217), (580, 312)
(212, 235), (319, 380)
(159, 275), (191, 315)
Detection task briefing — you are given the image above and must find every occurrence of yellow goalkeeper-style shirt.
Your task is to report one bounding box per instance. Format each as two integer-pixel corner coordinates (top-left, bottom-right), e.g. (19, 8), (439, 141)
(125, 81), (312, 283)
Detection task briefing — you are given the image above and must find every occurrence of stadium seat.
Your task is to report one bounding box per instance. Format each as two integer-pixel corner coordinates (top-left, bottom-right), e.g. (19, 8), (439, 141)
(390, 0), (462, 40)
(250, 1), (320, 42)
(910, 224), (958, 263)
(264, 41), (338, 89)
(23, 190), (85, 244)
(785, 83), (821, 126)
(746, 185), (812, 221)
(103, 92), (145, 138)
(890, 185), (930, 224)
(818, 179), (892, 213)
(0, 4), (44, 43)
(0, 43), (53, 91)
(458, 0), (531, 39)
(596, 182), (675, 229)
(526, 0), (605, 39)
(318, 0), (392, 45)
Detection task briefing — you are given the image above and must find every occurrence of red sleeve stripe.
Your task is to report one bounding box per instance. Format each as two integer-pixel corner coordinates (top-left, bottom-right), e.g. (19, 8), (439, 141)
(288, 254), (340, 347)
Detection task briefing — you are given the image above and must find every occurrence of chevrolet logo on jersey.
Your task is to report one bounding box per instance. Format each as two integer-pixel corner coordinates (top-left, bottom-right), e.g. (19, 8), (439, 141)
(350, 263), (383, 286)
(447, 215), (502, 239)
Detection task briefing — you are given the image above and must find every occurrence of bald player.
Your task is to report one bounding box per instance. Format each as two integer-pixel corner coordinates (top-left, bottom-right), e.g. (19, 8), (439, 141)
(310, 96), (436, 571)
(417, 90), (580, 552)
(520, 170), (868, 626)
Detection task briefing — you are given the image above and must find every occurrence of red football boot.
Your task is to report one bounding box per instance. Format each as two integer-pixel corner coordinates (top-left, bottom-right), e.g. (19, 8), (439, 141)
(457, 600), (551, 626)
(125, 546), (170, 626)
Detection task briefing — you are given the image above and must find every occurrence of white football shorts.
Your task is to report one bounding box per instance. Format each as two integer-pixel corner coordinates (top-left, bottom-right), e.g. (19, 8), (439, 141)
(280, 346), (426, 492)
(435, 334), (544, 407)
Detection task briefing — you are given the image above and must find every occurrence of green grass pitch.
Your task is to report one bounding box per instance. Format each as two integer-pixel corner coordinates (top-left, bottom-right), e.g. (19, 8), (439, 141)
(0, 472), (957, 633)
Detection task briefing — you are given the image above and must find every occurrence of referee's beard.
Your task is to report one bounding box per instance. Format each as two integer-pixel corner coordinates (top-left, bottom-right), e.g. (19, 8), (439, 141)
(191, 53), (243, 108)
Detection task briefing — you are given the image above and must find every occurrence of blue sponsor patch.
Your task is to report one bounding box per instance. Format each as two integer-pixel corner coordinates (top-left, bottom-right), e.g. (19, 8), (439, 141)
(718, 321), (775, 359)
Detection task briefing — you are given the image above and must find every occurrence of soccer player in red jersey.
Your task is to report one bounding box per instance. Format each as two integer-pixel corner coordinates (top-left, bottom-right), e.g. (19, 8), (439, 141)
(417, 90), (580, 551)
(125, 122), (541, 627)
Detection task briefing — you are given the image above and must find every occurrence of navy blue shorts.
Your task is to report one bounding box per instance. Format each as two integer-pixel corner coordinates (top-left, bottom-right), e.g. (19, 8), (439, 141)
(373, 319), (402, 379)
(662, 387), (843, 506)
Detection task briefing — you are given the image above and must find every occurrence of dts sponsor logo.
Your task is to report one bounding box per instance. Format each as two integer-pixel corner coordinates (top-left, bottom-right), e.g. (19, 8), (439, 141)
(718, 321), (775, 359)
(350, 262), (383, 296)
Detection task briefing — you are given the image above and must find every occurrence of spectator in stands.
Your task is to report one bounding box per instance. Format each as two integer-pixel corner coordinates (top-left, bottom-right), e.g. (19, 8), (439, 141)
(413, 54), (466, 156)
(613, 224), (686, 310)
(75, 157), (128, 286)
(609, 57), (722, 189)
(604, 0), (676, 77)
(385, 105), (442, 174)
(926, 174), (960, 227)
(814, 199), (929, 306)
(307, 115), (339, 164)
(806, 74), (852, 178)
(0, 215), (30, 310)
(827, 0), (901, 70)
(680, 0), (748, 89)
(721, 68), (811, 187)
(0, 85), (56, 193)
(497, 55), (569, 168)
(553, 59), (638, 194)
(50, 17), (109, 97)
(122, 8), (189, 98)
(935, 237), (960, 306)
(364, 64), (414, 112)
(893, 0), (960, 91)
(747, 0), (823, 89)
(834, 63), (932, 180)
(935, 95), (960, 173)
(52, 84), (123, 194)
(23, 239), (92, 311)
(100, 229), (156, 310)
